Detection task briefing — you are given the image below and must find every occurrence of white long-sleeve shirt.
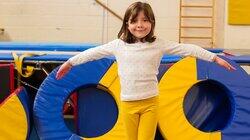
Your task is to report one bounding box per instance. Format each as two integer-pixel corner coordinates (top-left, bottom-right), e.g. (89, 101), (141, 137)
(69, 38), (216, 101)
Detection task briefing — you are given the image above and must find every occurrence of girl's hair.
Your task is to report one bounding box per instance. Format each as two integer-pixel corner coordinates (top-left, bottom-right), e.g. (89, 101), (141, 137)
(118, 1), (156, 43)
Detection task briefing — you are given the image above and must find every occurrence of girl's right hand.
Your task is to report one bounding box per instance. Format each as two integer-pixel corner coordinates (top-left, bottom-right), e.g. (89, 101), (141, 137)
(56, 61), (72, 80)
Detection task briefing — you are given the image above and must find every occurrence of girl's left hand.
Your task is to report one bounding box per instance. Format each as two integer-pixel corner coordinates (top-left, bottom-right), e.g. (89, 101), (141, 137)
(214, 56), (236, 71)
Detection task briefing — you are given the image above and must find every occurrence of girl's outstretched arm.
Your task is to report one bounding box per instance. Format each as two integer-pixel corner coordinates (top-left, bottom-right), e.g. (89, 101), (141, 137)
(56, 39), (119, 80)
(56, 61), (72, 80)
(160, 39), (236, 71)
(213, 55), (236, 71)
(68, 39), (118, 66)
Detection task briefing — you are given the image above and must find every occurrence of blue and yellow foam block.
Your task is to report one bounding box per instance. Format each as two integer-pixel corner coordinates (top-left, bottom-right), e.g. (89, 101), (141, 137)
(158, 57), (250, 140)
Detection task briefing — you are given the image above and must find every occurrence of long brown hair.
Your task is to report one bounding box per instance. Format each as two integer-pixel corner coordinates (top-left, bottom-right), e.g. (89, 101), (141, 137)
(118, 1), (156, 43)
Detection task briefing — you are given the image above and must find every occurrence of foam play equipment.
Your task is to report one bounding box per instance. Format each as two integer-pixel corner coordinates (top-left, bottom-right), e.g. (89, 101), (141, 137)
(33, 58), (127, 140)
(0, 87), (30, 140)
(158, 56), (250, 140)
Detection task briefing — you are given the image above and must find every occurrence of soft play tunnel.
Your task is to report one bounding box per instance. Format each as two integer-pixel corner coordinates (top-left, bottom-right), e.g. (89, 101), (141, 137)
(33, 56), (250, 140)
(33, 58), (127, 140)
(158, 56), (250, 140)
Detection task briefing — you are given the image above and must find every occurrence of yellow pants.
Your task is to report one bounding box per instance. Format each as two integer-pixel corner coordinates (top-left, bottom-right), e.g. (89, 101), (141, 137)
(121, 96), (158, 140)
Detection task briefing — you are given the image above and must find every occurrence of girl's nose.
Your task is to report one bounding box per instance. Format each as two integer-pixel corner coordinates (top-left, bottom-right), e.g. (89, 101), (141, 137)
(137, 21), (143, 28)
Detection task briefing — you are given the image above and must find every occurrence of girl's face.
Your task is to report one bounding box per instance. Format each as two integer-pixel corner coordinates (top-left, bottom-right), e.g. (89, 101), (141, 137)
(127, 11), (152, 42)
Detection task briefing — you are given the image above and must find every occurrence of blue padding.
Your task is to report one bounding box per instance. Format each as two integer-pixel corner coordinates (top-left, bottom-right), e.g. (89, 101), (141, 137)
(184, 80), (234, 132)
(0, 53), (73, 61)
(161, 55), (182, 63)
(196, 56), (250, 140)
(33, 58), (114, 140)
(207, 48), (224, 53)
(0, 53), (182, 63)
(17, 87), (31, 140)
(226, 56), (250, 63)
(3, 54), (242, 64)
(0, 42), (97, 51)
(77, 86), (118, 138)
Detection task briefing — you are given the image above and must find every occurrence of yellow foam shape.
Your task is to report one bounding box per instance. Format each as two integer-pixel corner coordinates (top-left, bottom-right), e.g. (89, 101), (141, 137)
(0, 93), (28, 140)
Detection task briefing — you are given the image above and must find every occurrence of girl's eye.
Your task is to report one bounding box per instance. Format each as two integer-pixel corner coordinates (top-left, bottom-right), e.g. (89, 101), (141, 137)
(130, 20), (137, 24)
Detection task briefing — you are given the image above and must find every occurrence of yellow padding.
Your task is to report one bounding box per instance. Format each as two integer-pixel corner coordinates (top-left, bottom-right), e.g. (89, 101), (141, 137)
(83, 62), (126, 140)
(0, 94), (28, 140)
(12, 52), (44, 78)
(158, 57), (221, 140)
(228, 0), (250, 25)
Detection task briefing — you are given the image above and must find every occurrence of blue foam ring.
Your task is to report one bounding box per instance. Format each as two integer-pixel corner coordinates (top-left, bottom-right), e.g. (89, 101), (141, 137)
(33, 58), (114, 140)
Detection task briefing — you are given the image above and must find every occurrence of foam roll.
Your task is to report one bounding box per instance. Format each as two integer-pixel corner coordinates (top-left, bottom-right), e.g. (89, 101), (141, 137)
(0, 87), (30, 140)
(33, 58), (126, 140)
(158, 56), (250, 140)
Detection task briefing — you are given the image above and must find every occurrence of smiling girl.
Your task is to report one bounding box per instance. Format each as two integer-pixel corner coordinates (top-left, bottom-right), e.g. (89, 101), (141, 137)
(56, 2), (235, 140)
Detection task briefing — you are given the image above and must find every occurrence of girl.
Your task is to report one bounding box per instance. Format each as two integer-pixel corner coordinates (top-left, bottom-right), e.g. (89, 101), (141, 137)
(56, 2), (235, 140)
